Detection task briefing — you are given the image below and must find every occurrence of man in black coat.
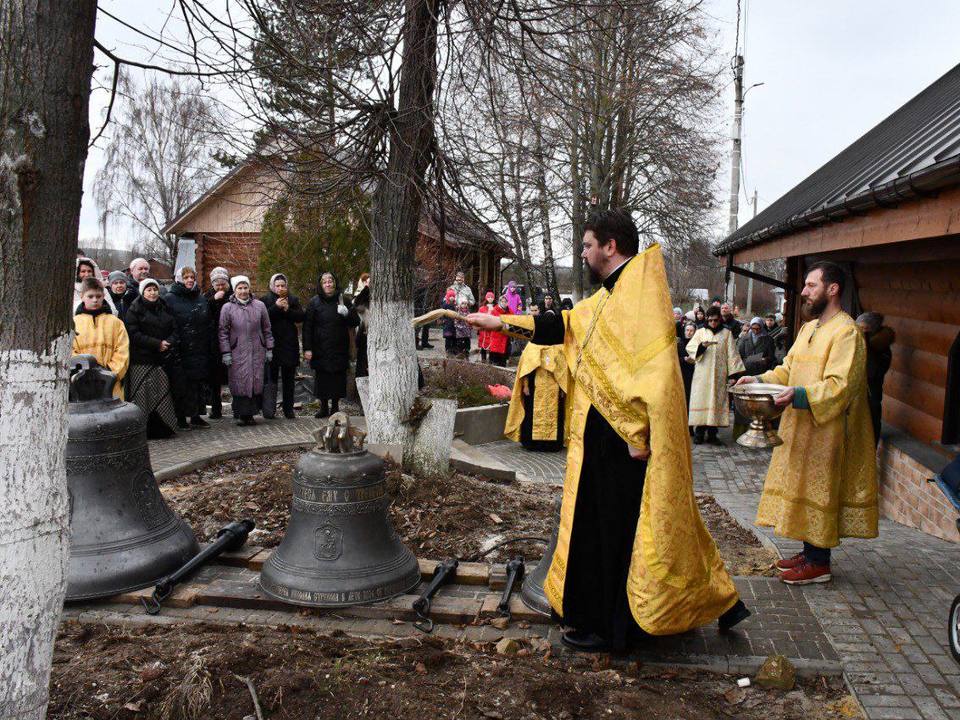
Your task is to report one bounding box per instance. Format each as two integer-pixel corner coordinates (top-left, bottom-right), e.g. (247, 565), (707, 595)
(304, 272), (360, 418)
(202, 267), (232, 419)
(261, 273), (306, 419)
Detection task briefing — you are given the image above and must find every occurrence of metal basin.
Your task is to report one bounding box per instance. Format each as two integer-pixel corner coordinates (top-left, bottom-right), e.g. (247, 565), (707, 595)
(729, 383), (789, 449)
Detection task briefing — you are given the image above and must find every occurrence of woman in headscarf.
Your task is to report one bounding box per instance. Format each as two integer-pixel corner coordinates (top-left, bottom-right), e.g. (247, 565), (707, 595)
(303, 272), (359, 418)
(260, 272), (306, 418)
(166, 266), (212, 429)
(74, 256), (116, 315)
(477, 291), (496, 363)
(219, 276), (274, 426)
(106, 271), (133, 320)
(124, 278), (180, 438)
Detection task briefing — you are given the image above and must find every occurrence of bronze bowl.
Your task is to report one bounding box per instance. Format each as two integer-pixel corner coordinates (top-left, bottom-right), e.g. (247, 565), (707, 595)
(729, 383), (789, 449)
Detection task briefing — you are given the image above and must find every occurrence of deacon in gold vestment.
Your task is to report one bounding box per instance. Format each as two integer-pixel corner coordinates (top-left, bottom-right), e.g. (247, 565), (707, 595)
(504, 342), (570, 451)
(468, 210), (747, 652)
(737, 261), (878, 585)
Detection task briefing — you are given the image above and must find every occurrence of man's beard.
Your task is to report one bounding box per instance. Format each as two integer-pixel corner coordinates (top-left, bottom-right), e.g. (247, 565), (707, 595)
(586, 259), (604, 285)
(802, 295), (828, 319)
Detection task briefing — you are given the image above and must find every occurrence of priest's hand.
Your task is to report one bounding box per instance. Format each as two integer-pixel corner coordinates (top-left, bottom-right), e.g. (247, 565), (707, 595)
(734, 375), (757, 387)
(773, 386), (795, 406)
(466, 313), (503, 331)
(628, 444), (650, 461)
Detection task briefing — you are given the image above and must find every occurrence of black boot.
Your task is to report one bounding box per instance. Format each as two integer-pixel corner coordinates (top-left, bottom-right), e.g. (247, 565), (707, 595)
(719, 599), (751, 632)
(561, 630), (608, 653)
(315, 400), (330, 419)
(331, 399), (340, 414)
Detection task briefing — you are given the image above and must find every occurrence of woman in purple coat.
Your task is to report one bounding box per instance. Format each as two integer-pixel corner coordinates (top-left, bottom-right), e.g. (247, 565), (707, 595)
(218, 276), (275, 426)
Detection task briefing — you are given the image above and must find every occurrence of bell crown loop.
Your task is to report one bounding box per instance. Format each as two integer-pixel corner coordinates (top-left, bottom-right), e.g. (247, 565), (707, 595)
(313, 412), (366, 453)
(68, 354), (117, 403)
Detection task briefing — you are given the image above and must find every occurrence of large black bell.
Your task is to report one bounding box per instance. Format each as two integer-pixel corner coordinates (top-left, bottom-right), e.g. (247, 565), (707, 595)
(66, 355), (199, 601)
(521, 496), (561, 615)
(259, 413), (420, 607)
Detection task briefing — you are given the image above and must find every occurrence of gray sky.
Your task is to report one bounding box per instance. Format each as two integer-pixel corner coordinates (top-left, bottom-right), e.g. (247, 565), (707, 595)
(704, 0), (960, 230)
(80, 1), (960, 248)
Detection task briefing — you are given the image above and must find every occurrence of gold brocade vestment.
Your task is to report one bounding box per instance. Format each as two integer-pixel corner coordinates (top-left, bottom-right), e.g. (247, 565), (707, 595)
(499, 245), (740, 635)
(504, 343), (570, 444)
(756, 312), (878, 547)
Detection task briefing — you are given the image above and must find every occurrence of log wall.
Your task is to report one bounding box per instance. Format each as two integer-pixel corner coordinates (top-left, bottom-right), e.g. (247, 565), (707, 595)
(852, 239), (960, 446)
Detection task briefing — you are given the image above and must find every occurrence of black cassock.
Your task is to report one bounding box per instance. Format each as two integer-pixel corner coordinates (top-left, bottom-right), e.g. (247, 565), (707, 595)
(530, 265), (648, 650)
(519, 371), (565, 452)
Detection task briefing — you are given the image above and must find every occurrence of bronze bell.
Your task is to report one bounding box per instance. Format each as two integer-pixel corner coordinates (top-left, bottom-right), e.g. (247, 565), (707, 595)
(521, 496), (561, 615)
(65, 355), (199, 601)
(260, 413), (420, 607)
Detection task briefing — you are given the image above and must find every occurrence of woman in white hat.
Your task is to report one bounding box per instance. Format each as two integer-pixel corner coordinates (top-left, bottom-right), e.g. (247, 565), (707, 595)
(218, 276), (275, 426)
(123, 278), (180, 438)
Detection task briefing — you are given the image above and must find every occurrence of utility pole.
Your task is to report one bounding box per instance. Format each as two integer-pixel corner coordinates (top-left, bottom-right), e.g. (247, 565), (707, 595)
(745, 189), (758, 315)
(726, 54), (744, 305)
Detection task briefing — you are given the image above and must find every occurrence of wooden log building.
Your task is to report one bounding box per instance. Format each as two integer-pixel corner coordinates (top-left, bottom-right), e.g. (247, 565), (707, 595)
(715, 63), (960, 542)
(162, 158), (511, 301)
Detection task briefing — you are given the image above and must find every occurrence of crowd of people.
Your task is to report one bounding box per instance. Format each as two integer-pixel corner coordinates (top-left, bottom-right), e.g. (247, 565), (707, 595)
(424, 270), (574, 367)
(72, 256), (362, 438)
(670, 294), (893, 449)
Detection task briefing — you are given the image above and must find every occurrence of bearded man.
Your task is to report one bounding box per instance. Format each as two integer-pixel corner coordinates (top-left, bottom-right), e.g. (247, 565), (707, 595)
(468, 209), (748, 652)
(736, 261), (877, 585)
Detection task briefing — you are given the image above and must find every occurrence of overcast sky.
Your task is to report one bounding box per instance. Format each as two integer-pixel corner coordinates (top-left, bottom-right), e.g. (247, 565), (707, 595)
(79, 1), (960, 249)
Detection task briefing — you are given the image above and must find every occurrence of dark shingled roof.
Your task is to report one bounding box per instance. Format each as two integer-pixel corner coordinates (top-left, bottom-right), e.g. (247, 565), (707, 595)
(716, 62), (960, 257)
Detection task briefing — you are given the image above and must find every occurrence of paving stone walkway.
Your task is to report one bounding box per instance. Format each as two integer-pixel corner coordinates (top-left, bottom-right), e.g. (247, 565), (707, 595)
(480, 431), (960, 720)
(149, 416), (329, 480)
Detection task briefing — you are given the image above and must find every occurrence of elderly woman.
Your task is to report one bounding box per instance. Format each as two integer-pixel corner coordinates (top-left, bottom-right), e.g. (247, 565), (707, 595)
(124, 278), (179, 438)
(219, 276), (274, 426)
(166, 266), (212, 430)
(261, 272), (306, 418)
(304, 272), (359, 418)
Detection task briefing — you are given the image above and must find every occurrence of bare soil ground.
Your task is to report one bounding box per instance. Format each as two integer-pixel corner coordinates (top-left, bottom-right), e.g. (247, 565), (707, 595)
(49, 623), (859, 720)
(161, 450), (777, 573)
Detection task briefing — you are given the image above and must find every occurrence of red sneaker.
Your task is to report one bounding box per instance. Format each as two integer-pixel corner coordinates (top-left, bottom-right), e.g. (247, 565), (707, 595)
(779, 560), (831, 585)
(776, 552), (805, 571)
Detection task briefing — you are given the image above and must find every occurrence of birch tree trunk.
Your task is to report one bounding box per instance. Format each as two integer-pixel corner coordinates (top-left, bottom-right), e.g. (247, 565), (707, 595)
(0, 2), (97, 717)
(367, 0), (441, 473)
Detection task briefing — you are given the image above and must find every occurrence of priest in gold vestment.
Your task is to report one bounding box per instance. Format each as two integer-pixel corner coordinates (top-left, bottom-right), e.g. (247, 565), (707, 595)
(468, 209), (747, 652)
(504, 341), (569, 451)
(737, 261), (878, 585)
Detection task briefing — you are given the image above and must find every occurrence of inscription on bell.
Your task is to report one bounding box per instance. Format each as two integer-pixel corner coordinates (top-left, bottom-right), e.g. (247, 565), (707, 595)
(294, 481), (384, 504)
(314, 522), (343, 561)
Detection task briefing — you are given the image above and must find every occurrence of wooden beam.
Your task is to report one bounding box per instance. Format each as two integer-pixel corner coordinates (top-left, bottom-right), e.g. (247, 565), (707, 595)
(884, 316), (958, 356)
(883, 368), (946, 420)
(891, 345), (950, 389)
(730, 184), (960, 264)
(855, 260), (960, 292)
(883, 394), (944, 446)
(859, 288), (960, 326)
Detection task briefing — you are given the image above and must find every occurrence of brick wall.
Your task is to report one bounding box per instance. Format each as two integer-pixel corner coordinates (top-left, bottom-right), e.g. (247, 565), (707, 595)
(877, 438), (957, 542)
